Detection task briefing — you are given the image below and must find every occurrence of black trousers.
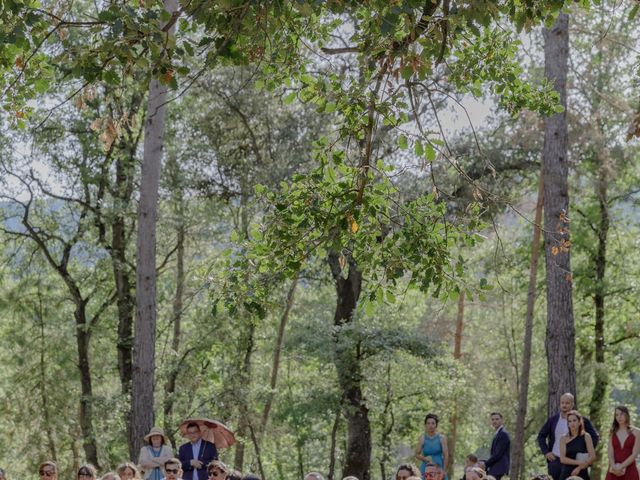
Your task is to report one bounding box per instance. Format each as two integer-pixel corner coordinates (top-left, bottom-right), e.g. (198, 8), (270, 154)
(548, 459), (562, 480)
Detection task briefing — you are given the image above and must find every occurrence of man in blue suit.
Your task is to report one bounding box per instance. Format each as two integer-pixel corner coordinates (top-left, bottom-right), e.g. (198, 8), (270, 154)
(537, 393), (599, 480)
(483, 412), (510, 480)
(178, 423), (218, 480)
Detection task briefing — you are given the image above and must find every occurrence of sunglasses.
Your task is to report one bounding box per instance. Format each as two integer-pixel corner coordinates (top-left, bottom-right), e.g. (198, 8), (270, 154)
(40, 472), (56, 477)
(208, 471), (225, 477)
(78, 472), (92, 477)
(165, 470), (179, 474)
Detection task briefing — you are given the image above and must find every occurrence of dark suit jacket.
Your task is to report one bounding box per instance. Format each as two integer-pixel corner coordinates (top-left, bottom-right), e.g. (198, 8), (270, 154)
(178, 440), (218, 480)
(537, 413), (600, 457)
(485, 427), (511, 476)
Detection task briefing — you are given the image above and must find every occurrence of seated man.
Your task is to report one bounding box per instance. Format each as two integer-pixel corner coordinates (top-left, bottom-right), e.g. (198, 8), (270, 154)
(162, 458), (183, 480)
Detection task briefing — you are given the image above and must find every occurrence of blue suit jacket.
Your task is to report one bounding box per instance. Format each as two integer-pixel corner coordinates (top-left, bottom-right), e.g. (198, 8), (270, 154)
(537, 413), (600, 456)
(178, 440), (218, 480)
(485, 427), (511, 476)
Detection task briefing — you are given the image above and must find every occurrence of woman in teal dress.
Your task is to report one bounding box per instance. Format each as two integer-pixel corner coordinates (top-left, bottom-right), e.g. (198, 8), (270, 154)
(415, 413), (449, 479)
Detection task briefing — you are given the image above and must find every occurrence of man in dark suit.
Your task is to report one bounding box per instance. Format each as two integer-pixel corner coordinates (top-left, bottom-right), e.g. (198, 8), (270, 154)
(537, 393), (600, 480)
(178, 423), (218, 480)
(483, 412), (511, 480)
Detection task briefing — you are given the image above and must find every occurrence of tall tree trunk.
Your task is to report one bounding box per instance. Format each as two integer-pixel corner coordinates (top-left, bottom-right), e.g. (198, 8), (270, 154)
(511, 170), (544, 480)
(113, 154), (135, 397)
(328, 251), (371, 480)
(448, 295), (465, 479)
(328, 409), (341, 480)
(76, 302), (100, 467)
(589, 152), (609, 480)
(233, 320), (256, 472)
(259, 275), (299, 435)
(130, 0), (179, 460)
(38, 288), (58, 462)
(542, 12), (576, 415)
(163, 218), (185, 449)
(379, 363), (394, 480)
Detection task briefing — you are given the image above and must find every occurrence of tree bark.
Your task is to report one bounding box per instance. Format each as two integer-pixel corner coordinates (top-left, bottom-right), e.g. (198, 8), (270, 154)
(542, 12), (576, 415)
(113, 153), (135, 397)
(259, 274), (299, 435)
(38, 287), (58, 462)
(76, 301), (100, 467)
(328, 409), (341, 480)
(448, 295), (465, 479)
(328, 251), (371, 480)
(163, 218), (185, 449)
(233, 320), (256, 472)
(130, 0), (179, 460)
(511, 170), (544, 480)
(379, 363), (394, 480)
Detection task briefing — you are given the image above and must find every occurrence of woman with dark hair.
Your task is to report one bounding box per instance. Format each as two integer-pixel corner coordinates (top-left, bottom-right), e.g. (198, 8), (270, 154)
(139, 427), (174, 480)
(415, 414), (448, 478)
(77, 465), (97, 480)
(559, 410), (595, 480)
(604, 406), (640, 480)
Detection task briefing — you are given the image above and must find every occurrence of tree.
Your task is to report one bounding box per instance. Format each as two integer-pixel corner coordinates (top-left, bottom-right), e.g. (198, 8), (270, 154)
(130, 0), (179, 459)
(542, 12), (576, 415)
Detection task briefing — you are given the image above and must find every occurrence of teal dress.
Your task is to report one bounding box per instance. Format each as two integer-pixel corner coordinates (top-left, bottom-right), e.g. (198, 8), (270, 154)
(420, 433), (447, 478)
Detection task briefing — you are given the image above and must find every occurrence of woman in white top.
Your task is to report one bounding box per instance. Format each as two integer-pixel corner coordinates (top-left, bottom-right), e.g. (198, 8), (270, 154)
(138, 427), (174, 480)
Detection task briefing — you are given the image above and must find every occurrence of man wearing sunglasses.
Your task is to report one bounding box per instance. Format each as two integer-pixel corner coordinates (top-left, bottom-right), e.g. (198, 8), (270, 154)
(163, 459), (183, 480)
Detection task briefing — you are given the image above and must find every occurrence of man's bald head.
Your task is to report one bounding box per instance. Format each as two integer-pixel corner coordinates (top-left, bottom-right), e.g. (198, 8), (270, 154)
(560, 393), (575, 414)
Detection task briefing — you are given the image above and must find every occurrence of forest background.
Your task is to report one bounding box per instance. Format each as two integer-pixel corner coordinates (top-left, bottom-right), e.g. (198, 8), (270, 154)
(0, 2), (639, 480)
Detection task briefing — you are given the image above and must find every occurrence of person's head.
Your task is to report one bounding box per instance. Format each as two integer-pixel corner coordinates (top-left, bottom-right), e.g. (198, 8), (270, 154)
(101, 472), (120, 480)
(424, 464), (440, 480)
(611, 406), (632, 434)
(423, 413), (439, 433)
(39, 462), (58, 480)
(559, 393), (575, 414)
(226, 471), (242, 480)
(566, 410), (584, 436)
(530, 475), (552, 480)
(77, 465), (97, 480)
(241, 475), (261, 480)
(465, 455), (478, 468)
(304, 473), (324, 480)
(164, 458), (181, 480)
(395, 464), (420, 480)
(186, 422), (202, 444)
(490, 412), (503, 430)
(0, 467), (5, 480)
(117, 463), (140, 480)
(466, 468), (486, 480)
(342, 477), (358, 480)
(207, 461), (229, 480)
(145, 427), (168, 448)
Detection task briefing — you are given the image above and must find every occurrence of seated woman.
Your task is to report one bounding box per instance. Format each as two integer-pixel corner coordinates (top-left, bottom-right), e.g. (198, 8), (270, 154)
(395, 465), (421, 480)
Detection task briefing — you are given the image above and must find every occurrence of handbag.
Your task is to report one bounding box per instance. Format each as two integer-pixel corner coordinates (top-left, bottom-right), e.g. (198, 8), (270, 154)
(576, 453), (590, 462)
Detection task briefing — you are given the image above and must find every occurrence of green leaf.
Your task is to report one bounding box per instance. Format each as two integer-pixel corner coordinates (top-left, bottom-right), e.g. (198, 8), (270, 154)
(398, 135), (408, 150)
(284, 91), (297, 104)
(424, 144), (436, 162)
